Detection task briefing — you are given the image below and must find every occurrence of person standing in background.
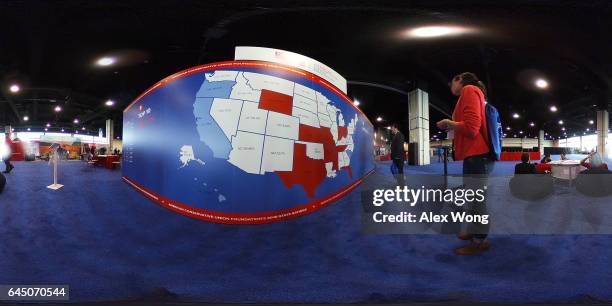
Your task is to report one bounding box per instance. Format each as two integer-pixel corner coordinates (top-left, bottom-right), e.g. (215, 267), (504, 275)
(390, 124), (405, 183)
(2, 133), (14, 174)
(436, 72), (494, 255)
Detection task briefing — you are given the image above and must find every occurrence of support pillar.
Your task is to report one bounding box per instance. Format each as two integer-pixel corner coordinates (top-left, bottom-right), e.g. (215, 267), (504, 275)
(408, 88), (430, 165)
(597, 110), (608, 158)
(538, 130), (545, 157)
(106, 119), (114, 151)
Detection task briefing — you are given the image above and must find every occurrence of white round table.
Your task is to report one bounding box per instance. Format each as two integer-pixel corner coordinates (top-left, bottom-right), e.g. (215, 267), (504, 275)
(548, 160), (585, 186)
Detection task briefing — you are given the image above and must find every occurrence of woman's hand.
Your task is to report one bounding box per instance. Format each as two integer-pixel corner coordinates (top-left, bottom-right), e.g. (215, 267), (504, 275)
(436, 119), (456, 130)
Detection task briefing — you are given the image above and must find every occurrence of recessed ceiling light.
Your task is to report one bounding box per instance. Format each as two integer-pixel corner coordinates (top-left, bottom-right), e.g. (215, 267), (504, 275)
(81, 127), (85, 130)
(46, 123), (50, 127)
(9, 84), (20, 93)
(550, 105), (558, 112)
(512, 113), (520, 119)
(105, 99), (115, 106)
(406, 25), (475, 38)
(73, 119), (79, 124)
(506, 126), (511, 130)
(535, 79), (548, 89)
(558, 120), (564, 125)
(589, 120), (594, 124)
(27, 128), (31, 131)
(54, 106), (62, 112)
(561, 127), (566, 131)
(529, 122), (535, 127)
(353, 100), (360, 106)
(23, 116), (29, 121)
(376, 116), (383, 122)
(96, 57), (115, 66)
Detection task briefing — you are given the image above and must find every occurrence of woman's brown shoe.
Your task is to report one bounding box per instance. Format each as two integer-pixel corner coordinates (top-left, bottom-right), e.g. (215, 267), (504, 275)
(454, 240), (491, 255)
(457, 232), (473, 241)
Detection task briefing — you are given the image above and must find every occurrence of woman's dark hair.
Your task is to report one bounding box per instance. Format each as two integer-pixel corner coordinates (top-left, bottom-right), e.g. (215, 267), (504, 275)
(453, 72), (487, 98)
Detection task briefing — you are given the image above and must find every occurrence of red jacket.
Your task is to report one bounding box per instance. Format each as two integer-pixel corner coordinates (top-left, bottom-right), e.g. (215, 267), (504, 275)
(452, 85), (490, 161)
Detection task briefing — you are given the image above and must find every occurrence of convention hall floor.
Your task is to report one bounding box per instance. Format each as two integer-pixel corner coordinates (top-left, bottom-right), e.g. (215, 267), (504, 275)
(1, 159), (611, 303)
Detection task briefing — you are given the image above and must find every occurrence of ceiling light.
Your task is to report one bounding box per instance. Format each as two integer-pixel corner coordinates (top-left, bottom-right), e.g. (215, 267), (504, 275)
(27, 128), (31, 131)
(558, 120), (564, 125)
(82, 127), (85, 130)
(506, 126), (511, 131)
(46, 123), (51, 127)
(9, 84), (20, 93)
(61, 129), (65, 132)
(54, 106), (62, 112)
(586, 128), (590, 132)
(535, 79), (548, 89)
(406, 25), (475, 38)
(376, 116), (383, 122)
(73, 119), (79, 124)
(550, 105), (558, 112)
(529, 122), (535, 127)
(561, 127), (565, 131)
(23, 116), (29, 121)
(75, 131), (79, 134)
(512, 113), (520, 119)
(44, 128), (48, 131)
(96, 57), (115, 66)
(353, 100), (360, 106)
(589, 120), (594, 124)
(105, 99), (115, 106)
(519, 131), (523, 134)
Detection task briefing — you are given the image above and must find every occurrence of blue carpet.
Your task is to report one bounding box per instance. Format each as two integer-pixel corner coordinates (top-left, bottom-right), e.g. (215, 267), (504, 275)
(1, 160), (611, 303)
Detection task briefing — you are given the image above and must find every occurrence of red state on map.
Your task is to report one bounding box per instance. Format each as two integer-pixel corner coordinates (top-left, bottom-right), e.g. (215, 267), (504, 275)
(338, 126), (348, 139)
(276, 143), (326, 198)
(258, 89), (293, 115)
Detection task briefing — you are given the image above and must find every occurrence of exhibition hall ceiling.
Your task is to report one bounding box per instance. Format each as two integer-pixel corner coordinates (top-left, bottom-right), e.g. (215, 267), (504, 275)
(1, 0), (611, 138)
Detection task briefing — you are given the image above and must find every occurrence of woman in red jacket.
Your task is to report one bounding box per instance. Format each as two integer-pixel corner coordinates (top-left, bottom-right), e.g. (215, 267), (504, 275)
(437, 72), (493, 255)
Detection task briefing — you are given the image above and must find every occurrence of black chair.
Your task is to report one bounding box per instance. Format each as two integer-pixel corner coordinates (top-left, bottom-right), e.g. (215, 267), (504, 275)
(510, 174), (554, 201)
(575, 170), (612, 197)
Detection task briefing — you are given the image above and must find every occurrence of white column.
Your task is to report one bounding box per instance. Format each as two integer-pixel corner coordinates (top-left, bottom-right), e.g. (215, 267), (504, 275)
(538, 130), (545, 156)
(106, 119), (114, 151)
(597, 110), (608, 157)
(408, 88), (430, 165)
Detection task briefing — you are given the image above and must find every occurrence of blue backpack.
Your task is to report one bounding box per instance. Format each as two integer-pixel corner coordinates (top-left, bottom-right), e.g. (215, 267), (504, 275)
(484, 103), (503, 161)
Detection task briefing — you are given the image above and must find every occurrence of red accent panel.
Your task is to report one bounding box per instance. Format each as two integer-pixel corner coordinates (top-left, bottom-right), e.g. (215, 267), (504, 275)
(123, 168), (374, 224)
(500, 152), (541, 161)
(258, 89), (293, 115)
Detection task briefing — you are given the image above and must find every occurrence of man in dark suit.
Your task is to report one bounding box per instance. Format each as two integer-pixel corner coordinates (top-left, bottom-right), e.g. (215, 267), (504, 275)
(390, 124), (405, 184)
(515, 153), (536, 174)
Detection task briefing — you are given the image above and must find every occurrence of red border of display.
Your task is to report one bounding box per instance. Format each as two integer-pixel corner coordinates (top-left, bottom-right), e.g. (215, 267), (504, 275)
(123, 60), (373, 127)
(123, 169), (373, 224)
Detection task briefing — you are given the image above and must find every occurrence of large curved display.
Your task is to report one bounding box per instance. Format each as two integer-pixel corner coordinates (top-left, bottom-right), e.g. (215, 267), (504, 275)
(122, 60), (375, 224)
